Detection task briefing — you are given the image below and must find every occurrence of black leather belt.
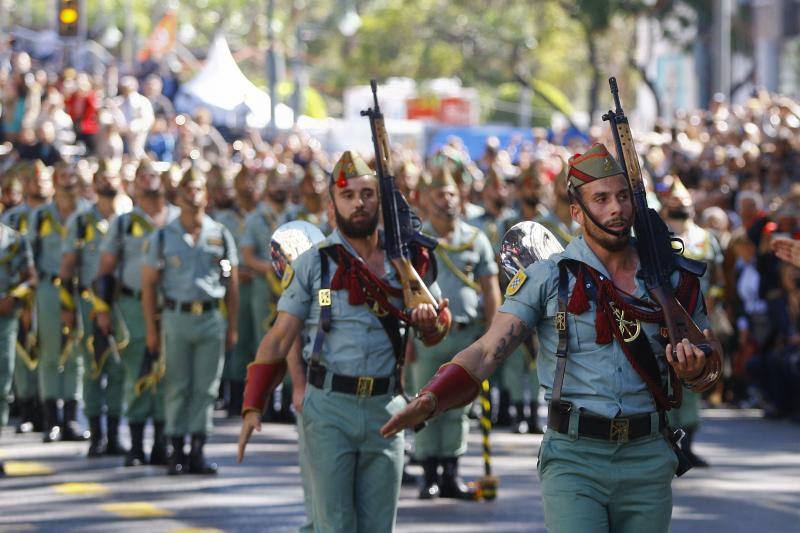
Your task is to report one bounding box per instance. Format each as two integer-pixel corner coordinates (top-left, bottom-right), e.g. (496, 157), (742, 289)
(548, 405), (663, 443)
(120, 285), (141, 299)
(308, 363), (391, 397)
(164, 298), (220, 315)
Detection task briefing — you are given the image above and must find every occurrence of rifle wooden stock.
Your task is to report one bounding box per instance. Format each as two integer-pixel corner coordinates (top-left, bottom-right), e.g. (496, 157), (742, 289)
(613, 122), (645, 191)
(391, 257), (438, 309)
(650, 287), (722, 392)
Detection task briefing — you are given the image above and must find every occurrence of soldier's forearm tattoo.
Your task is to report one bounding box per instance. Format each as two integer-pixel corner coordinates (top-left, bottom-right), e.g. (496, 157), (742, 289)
(491, 321), (527, 362)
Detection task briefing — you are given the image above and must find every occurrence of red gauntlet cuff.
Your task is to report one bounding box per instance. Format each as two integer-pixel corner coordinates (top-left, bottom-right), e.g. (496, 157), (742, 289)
(419, 362), (481, 418)
(419, 306), (452, 346)
(242, 361), (288, 417)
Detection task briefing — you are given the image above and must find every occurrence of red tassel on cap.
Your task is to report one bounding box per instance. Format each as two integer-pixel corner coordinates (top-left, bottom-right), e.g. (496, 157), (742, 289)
(336, 168), (348, 188)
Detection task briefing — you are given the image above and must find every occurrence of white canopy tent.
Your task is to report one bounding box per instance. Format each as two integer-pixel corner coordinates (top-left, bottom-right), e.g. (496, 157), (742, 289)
(174, 35), (294, 130)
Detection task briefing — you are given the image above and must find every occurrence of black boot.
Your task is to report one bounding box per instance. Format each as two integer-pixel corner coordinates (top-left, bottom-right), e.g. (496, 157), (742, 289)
(188, 433), (218, 474)
(167, 436), (186, 475)
(511, 403), (528, 434)
(227, 380), (244, 418)
(149, 421), (168, 465)
(0, 460), (5, 477)
(418, 458), (440, 499)
(87, 417), (105, 457)
(527, 399), (543, 434)
(15, 399), (34, 434)
(276, 386), (295, 424)
(439, 457), (478, 500)
(681, 428), (709, 468)
(42, 399), (61, 443)
(125, 423), (146, 467)
(105, 417), (127, 456)
(495, 390), (512, 427)
(61, 400), (89, 441)
(31, 398), (44, 432)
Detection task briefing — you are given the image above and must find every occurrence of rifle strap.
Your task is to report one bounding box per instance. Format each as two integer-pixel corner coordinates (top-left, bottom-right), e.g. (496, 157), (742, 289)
(550, 262), (570, 411)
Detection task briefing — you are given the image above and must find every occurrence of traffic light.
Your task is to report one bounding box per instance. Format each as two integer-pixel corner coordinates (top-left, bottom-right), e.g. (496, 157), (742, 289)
(57, 0), (80, 38)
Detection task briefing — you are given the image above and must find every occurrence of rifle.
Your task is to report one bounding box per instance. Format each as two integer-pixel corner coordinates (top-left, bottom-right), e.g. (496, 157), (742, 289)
(361, 80), (439, 311)
(602, 77), (721, 394)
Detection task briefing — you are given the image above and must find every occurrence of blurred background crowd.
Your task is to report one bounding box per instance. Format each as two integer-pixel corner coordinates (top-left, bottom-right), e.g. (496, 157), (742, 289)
(0, 45), (799, 426)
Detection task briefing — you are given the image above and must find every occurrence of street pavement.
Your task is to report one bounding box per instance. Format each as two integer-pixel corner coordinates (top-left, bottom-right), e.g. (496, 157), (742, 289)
(1, 408), (799, 532)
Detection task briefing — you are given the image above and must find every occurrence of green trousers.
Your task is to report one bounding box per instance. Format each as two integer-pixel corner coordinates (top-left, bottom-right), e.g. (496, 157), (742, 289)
(13, 352), (38, 400)
(0, 315), (17, 426)
(538, 416), (677, 533)
(250, 277), (274, 339)
(667, 387), (700, 430)
(410, 323), (480, 460)
(162, 308), (225, 436)
(77, 297), (125, 418)
(302, 384), (405, 533)
(223, 280), (255, 381)
(37, 280), (82, 401)
(496, 347), (527, 403)
(296, 410), (315, 533)
(118, 295), (165, 423)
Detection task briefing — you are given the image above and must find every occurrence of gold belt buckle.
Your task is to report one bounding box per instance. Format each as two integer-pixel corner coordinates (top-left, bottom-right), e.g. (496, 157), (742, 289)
(356, 376), (374, 397)
(610, 418), (630, 443)
(190, 301), (204, 315)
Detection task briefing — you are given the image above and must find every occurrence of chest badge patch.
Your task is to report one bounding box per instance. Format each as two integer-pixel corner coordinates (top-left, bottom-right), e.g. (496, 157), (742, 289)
(281, 264), (294, 290)
(610, 302), (641, 342)
(505, 269), (527, 296)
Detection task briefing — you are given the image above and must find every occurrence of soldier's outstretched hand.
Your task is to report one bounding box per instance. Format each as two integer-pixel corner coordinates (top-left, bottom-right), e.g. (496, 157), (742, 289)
(380, 392), (436, 439)
(237, 410), (262, 463)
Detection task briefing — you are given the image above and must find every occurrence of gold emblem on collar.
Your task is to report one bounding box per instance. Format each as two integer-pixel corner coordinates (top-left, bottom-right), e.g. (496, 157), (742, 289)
(505, 269), (527, 296)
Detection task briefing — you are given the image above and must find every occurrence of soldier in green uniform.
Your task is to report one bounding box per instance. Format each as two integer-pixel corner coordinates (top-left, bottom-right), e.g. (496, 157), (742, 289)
(241, 164), (297, 421)
(209, 165), (258, 417)
(238, 151), (451, 533)
(1, 170), (24, 212)
(31, 162), (89, 443)
(0, 221), (36, 476)
(296, 162), (332, 234)
(141, 168), (239, 475)
(662, 177), (723, 467)
(95, 158), (179, 466)
(3, 162), (51, 434)
(59, 160), (130, 457)
(384, 143), (722, 533)
(470, 164), (527, 429)
(412, 164), (500, 499)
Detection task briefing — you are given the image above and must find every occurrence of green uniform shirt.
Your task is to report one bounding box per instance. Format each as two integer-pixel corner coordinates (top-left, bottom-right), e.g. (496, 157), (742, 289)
(425, 220), (497, 324)
(1, 203), (33, 235)
(143, 214), (238, 302)
(210, 207), (248, 266)
(498, 235), (710, 419)
(0, 223), (33, 296)
(100, 205), (180, 291)
(278, 229), (441, 378)
(240, 202), (297, 262)
(29, 203), (73, 276)
(63, 204), (130, 285)
(469, 207), (518, 254)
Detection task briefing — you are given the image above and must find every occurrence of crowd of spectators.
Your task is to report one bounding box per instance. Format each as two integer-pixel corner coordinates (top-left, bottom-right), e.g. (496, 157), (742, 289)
(0, 49), (798, 422)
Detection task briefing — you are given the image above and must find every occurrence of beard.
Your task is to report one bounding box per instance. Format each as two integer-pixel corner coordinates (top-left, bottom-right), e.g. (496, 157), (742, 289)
(268, 190), (288, 205)
(215, 198), (235, 209)
(336, 207), (379, 239)
(584, 216), (632, 252)
(667, 208), (691, 221)
(523, 196), (539, 208)
(97, 187), (117, 198)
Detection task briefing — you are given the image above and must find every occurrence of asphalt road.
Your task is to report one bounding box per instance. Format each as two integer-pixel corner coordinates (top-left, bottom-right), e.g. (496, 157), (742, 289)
(1, 408), (798, 533)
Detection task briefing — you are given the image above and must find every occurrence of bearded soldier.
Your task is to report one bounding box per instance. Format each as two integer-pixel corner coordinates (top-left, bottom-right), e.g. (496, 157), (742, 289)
(141, 168), (238, 475)
(95, 158), (179, 467)
(238, 151), (451, 532)
(59, 160), (130, 457)
(31, 162), (88, 443)
(411, 164), (500, 499)
(383, 144), (722, 533)
(3, 161), (52, 434)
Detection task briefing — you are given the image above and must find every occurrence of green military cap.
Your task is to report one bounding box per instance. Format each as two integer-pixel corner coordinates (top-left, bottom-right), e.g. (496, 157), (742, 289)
(567, 143), (624, 188)
(424, 163), (457, 191)
(135, 157), (156, 177)
(331, 150), (374, 188)
(179, 166), (207, 188)
(95, 158), (120, 178)
(484, 163), (508, 188)
(518, 163), (540, 185)
(303, 161), (327, 183)
(1, 172), (23, 192)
